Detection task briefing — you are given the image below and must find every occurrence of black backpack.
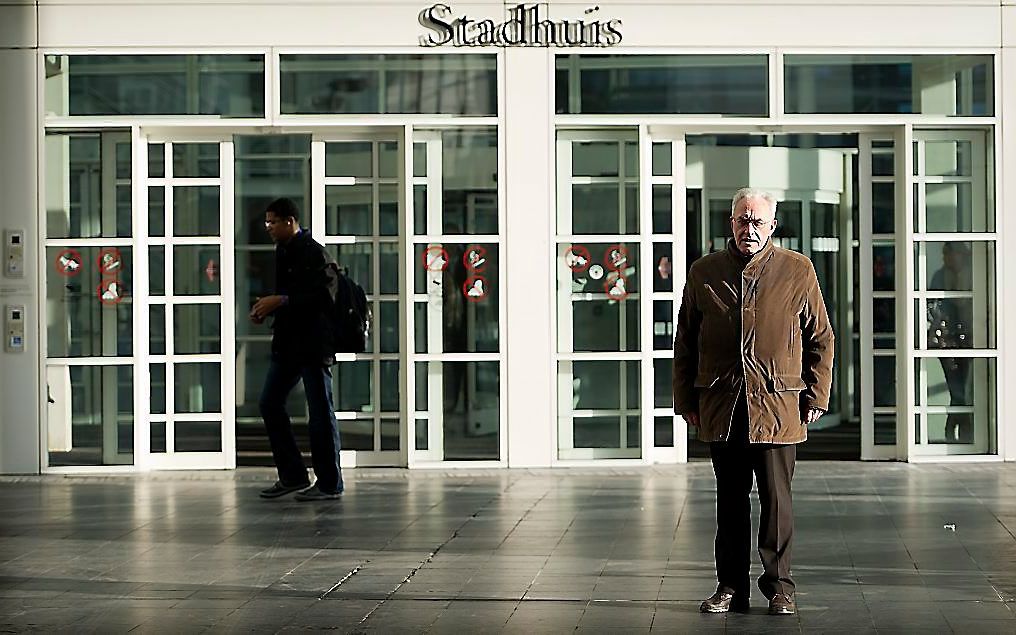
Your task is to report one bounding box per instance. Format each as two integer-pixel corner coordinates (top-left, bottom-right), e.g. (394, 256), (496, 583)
(329, 264), (371, 354)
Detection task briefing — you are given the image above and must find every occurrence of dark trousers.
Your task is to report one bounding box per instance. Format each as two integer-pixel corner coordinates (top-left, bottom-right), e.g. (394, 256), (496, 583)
(709, 392), (796, 599)
(259, 357), (343, 493)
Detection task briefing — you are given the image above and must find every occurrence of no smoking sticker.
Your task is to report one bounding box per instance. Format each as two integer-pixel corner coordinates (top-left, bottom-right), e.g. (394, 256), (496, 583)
(422, 245), (449, 272)
(565, 245), (591, 273)
(604, 275), (628, 301)
(97, 247), (123, 275)
(97, 279), (124, 305)
(55, 249), (83, 277)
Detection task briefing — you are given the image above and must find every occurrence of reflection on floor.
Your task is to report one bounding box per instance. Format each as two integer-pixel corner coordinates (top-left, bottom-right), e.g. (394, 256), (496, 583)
(2, 463), (1015, 632)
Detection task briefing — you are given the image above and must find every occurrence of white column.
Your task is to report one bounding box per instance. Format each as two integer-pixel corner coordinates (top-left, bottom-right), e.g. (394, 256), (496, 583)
(0, 4), (42, 473)
(1000, 41), (1016, 461)
(503, 47), (554, 467)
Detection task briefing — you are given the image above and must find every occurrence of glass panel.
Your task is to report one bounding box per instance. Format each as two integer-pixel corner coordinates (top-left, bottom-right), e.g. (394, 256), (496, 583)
(872, 152), (894, 177)
(326, 184), (372, 235)
(380, 419), (399, 451)
(439, 128), (498, 234)
(45, 133), (132, 239)
(415, 418), (428, 450)
(921, 358), (996, 450)
(379, 301), (399, 354)
(149, 246), (165, 296)
(562, 242), (640, 352)
(173, 246), (221, 295)
(326, 142), (372, 178)
(415, 362), (428, 411)
(234, 135), (312, 248)
(570, 183), (637, 234)
(175, 421), (222, 452)
(379, 184), (399, 236)
(652, 185), (673, 234)
(574, 416), (622, 449)
(569, 360), (639, 411)
(379, 242), (399, 295)
(873, 355), (896, 408)
(785, 54), (993, 116)
(437, 361), (500, 460)
(874, 415), (896, 445)
(772, 201), (801, 251)
(556, 54), (768, 115)
(150, 364), (166, 415)
(413, 143), (427, 177)
(151, 421), (166, 453)
(328, 243), (373, 295)
(174, 363), (221, 413)
(652, 142), (672, 176)
(654, 416), (674, 448)
(335, 359), (373, 413)
(173, 186), (220, 236)
(379, 142), (399, 179)
(414, 184), (427, 235)
(340, 420), (374, 451)
(872, 182), (894, 234)
(48, 54), (265, 117)
(148, 143), (165, 178)
(172, 143), (219, 178)
(573, 141), (619, 177)
(437, 243), (499, 353)
(380, 360), (400, 412)
(47, 365), (133, 467)
(872, 298), (895, 346)
(173, 304), (221, 354)
(654, 358), (672, 408)
(872, 244), (895, 291)
(653, 301), (674, 350)
(925, 182), (990, 233)
(280, 54), (497, 115)
(653, 242), (674, 292)
(924, 140), (972, 177)
(149, 186), (166, 237)
(46, 246), (133, 357)
(150, 304), (166, 355)
(922, 241), (995, 348)
(415, 302), (428, 354)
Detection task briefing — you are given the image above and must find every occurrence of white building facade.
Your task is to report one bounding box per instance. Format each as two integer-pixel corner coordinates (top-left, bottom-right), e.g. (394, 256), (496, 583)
(1, 1), (1014, 473)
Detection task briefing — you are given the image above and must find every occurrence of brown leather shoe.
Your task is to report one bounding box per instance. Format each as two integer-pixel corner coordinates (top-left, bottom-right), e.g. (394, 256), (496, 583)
(768, 593), (796, 615)
(699, 588), (750, 613)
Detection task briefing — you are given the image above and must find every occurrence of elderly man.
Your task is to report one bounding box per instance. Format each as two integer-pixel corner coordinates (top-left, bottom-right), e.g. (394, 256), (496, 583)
(673, 188), (834, 616)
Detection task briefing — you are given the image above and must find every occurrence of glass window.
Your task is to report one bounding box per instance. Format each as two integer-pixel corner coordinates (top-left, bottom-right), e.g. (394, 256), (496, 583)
(917, 357), (995, 448)
(424, 361), (500, 461)
(175, 421), (222, 453)
(556, 55), (768, 115)
(280, 54), (496, 115)
(174, 363), (221, 413)
(45, 133), (132, 239)
(440, 128), (498, 234)
(785, 55), (993, 116)
(46, 54), (265, 117)
(46, 246), (133, 357)
(47, 364), (133, 467)
(920, 241), (995, 349)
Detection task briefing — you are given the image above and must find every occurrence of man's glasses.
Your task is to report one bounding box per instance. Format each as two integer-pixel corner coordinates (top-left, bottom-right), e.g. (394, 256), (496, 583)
(730, 216), (772, 230)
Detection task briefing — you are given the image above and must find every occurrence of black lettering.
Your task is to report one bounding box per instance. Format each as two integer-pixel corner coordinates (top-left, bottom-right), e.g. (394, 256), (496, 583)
(475, 19), (496, 45)
(537, 19), (559, 46)
(602, 19), (622, 46)
(457, 17), (476, 46)
(418, 4), (454, 47)
(561, 20), (584, 46)
(585, 20), (601, 45)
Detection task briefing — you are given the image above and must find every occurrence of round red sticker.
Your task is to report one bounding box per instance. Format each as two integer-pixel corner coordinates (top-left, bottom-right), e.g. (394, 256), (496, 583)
(96, 279), (124, 305)
(565, 245), (591, 273)
(97, 247), (123, 276)
(422, 245), (450, 272)
(603, 274), (629, 301)
(604, 245), (629, 271)
(462, 275), (487, 302)
(55, 249), (83, 277)
(463, 245), (487, 272)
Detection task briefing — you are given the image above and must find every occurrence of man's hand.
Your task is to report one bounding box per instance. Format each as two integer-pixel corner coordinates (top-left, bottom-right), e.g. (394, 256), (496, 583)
(804, 408), (824, 425)
(250, 295), (285, 323)
(683, 412), (700, 428)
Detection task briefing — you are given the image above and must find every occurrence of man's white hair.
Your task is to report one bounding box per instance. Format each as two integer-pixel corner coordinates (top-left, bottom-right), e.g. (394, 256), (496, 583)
(731, 187), (778, 217)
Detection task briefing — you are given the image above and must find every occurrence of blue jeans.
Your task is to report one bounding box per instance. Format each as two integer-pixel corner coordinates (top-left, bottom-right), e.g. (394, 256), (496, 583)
(259, 357), (343, 493)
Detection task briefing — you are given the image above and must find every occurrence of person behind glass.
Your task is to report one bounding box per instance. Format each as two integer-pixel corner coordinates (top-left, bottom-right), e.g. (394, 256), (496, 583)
(673, 188), (834, 616)
(929, 242), (973, 443)
(251, 197), (343, 501)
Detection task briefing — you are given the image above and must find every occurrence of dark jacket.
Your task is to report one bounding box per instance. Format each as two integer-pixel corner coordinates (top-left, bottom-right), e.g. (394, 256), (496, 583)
(672, 239), (834, 444)
(270, 230), (338, 365)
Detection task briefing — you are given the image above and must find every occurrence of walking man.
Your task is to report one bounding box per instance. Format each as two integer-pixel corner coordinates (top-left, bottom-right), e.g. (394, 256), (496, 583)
(251, 197), (344, 501)
(673, 188), (834, 615)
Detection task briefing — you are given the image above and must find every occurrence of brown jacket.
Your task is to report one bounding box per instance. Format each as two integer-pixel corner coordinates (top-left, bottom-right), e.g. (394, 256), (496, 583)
(672, 239), (834, 444)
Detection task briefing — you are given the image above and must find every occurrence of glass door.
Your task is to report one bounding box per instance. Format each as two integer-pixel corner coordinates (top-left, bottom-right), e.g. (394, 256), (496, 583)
(311, 134), (405, 466)
(907, 129), (997, 457)
(140, 136), (236, 469)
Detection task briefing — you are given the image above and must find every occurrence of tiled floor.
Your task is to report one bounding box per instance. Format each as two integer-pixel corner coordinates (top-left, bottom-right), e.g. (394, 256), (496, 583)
(2, 462), (1016, 633)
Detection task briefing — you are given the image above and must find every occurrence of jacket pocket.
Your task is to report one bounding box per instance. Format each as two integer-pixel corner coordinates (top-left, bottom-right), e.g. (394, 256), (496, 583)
(766, 374), (807, 392)
(694, 371), (720, 389)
